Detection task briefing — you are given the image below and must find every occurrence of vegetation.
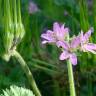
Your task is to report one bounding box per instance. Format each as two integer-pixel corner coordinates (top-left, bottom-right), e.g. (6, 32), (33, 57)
(0, 0), (96, 96)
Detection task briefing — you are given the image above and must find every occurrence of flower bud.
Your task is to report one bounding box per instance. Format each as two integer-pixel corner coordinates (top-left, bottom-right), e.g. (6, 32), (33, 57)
(0, 0), (25, 61)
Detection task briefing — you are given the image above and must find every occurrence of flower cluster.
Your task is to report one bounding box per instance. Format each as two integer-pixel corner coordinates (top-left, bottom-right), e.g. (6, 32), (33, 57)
(41, 22), (96, 65)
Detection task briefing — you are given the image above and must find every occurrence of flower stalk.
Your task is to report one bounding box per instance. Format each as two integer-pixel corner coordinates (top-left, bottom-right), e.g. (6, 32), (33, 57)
(67, 60), (76, 96)
(0, 0), (42, 95)
(41, 22), (96, 96)
(13, 50), (41, 96)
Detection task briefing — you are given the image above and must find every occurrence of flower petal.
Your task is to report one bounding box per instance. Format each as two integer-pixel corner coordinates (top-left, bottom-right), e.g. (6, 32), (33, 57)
(56, 41), (69, 50)
(41, 30), (53, 39)
(83, 27), (93, 43)
(69, 53), (77, 65)
(61, 24), (69, 34)
(86, 43), (96, 50)
(59, 24), (69, 41)
(71, 35), (80, 48)
(53, 22), (60, 34)
(59, 51), (70, 60)
(53, 22), (69, 41)
(41, 30), (56, 44)
(83, 43), (96, 54)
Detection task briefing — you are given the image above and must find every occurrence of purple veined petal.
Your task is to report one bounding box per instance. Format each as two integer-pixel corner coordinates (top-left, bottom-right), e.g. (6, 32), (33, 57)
(59, 24), (69, 41)
(41, 30), (56, 43)
(56, 41), (69, 50)
(53, 22), (60, 33)
(69, 53), (77, 65)
(61, 24), (67, 34)
(41, 30), (54, 39)
(61, 24), (65, 30)
(58, 24), (65, 40)
(83, 27), (94, 43)
(53, 22), (69, 41)
(71, 35), (81, 49)
(61, 24), (69, 34)
(41, 33), (49, 40)
(59, 51), (70, 60)
(83, 44), (96, 54)
(53, 22), (61, 39)
(86, 43), (96, 50)
(46, 30), (54, 34)
(63, 28), (69, 35)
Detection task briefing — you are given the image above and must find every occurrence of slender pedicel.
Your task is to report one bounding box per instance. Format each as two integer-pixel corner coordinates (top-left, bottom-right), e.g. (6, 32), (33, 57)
(13, 50), (41, 96)
(67, 60), (76, 96)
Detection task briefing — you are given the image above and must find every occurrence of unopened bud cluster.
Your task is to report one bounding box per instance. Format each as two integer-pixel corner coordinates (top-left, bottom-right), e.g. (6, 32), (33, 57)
(0, 0), (25, 61)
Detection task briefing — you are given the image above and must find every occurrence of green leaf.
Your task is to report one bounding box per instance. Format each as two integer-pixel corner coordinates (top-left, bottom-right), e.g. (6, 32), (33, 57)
(0, 85), (35, 96)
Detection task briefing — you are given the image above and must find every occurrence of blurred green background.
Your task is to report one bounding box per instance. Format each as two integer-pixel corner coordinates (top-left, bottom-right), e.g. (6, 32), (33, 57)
(0, 0), (96, 96)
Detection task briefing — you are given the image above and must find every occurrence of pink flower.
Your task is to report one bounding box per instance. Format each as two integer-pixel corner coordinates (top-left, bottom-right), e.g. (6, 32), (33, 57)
(56, 35), (80, 65)
(28, 1), (39, 14)
(80, 28), (96, 54)
(41, 22), (69, 44)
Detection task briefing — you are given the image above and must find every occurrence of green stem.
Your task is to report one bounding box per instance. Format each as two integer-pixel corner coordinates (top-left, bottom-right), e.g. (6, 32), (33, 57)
(67, 60), (76, 96)
(53, 79), (61, 96)
(87, 75), (92, 96)
(17, 0), (22, 23)
(13, 50), (41, 96)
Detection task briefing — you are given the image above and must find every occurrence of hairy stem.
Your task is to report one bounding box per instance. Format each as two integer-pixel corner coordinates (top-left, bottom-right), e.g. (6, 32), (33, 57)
(67, 60), (76, 96)
(13, 50), (41, 96)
